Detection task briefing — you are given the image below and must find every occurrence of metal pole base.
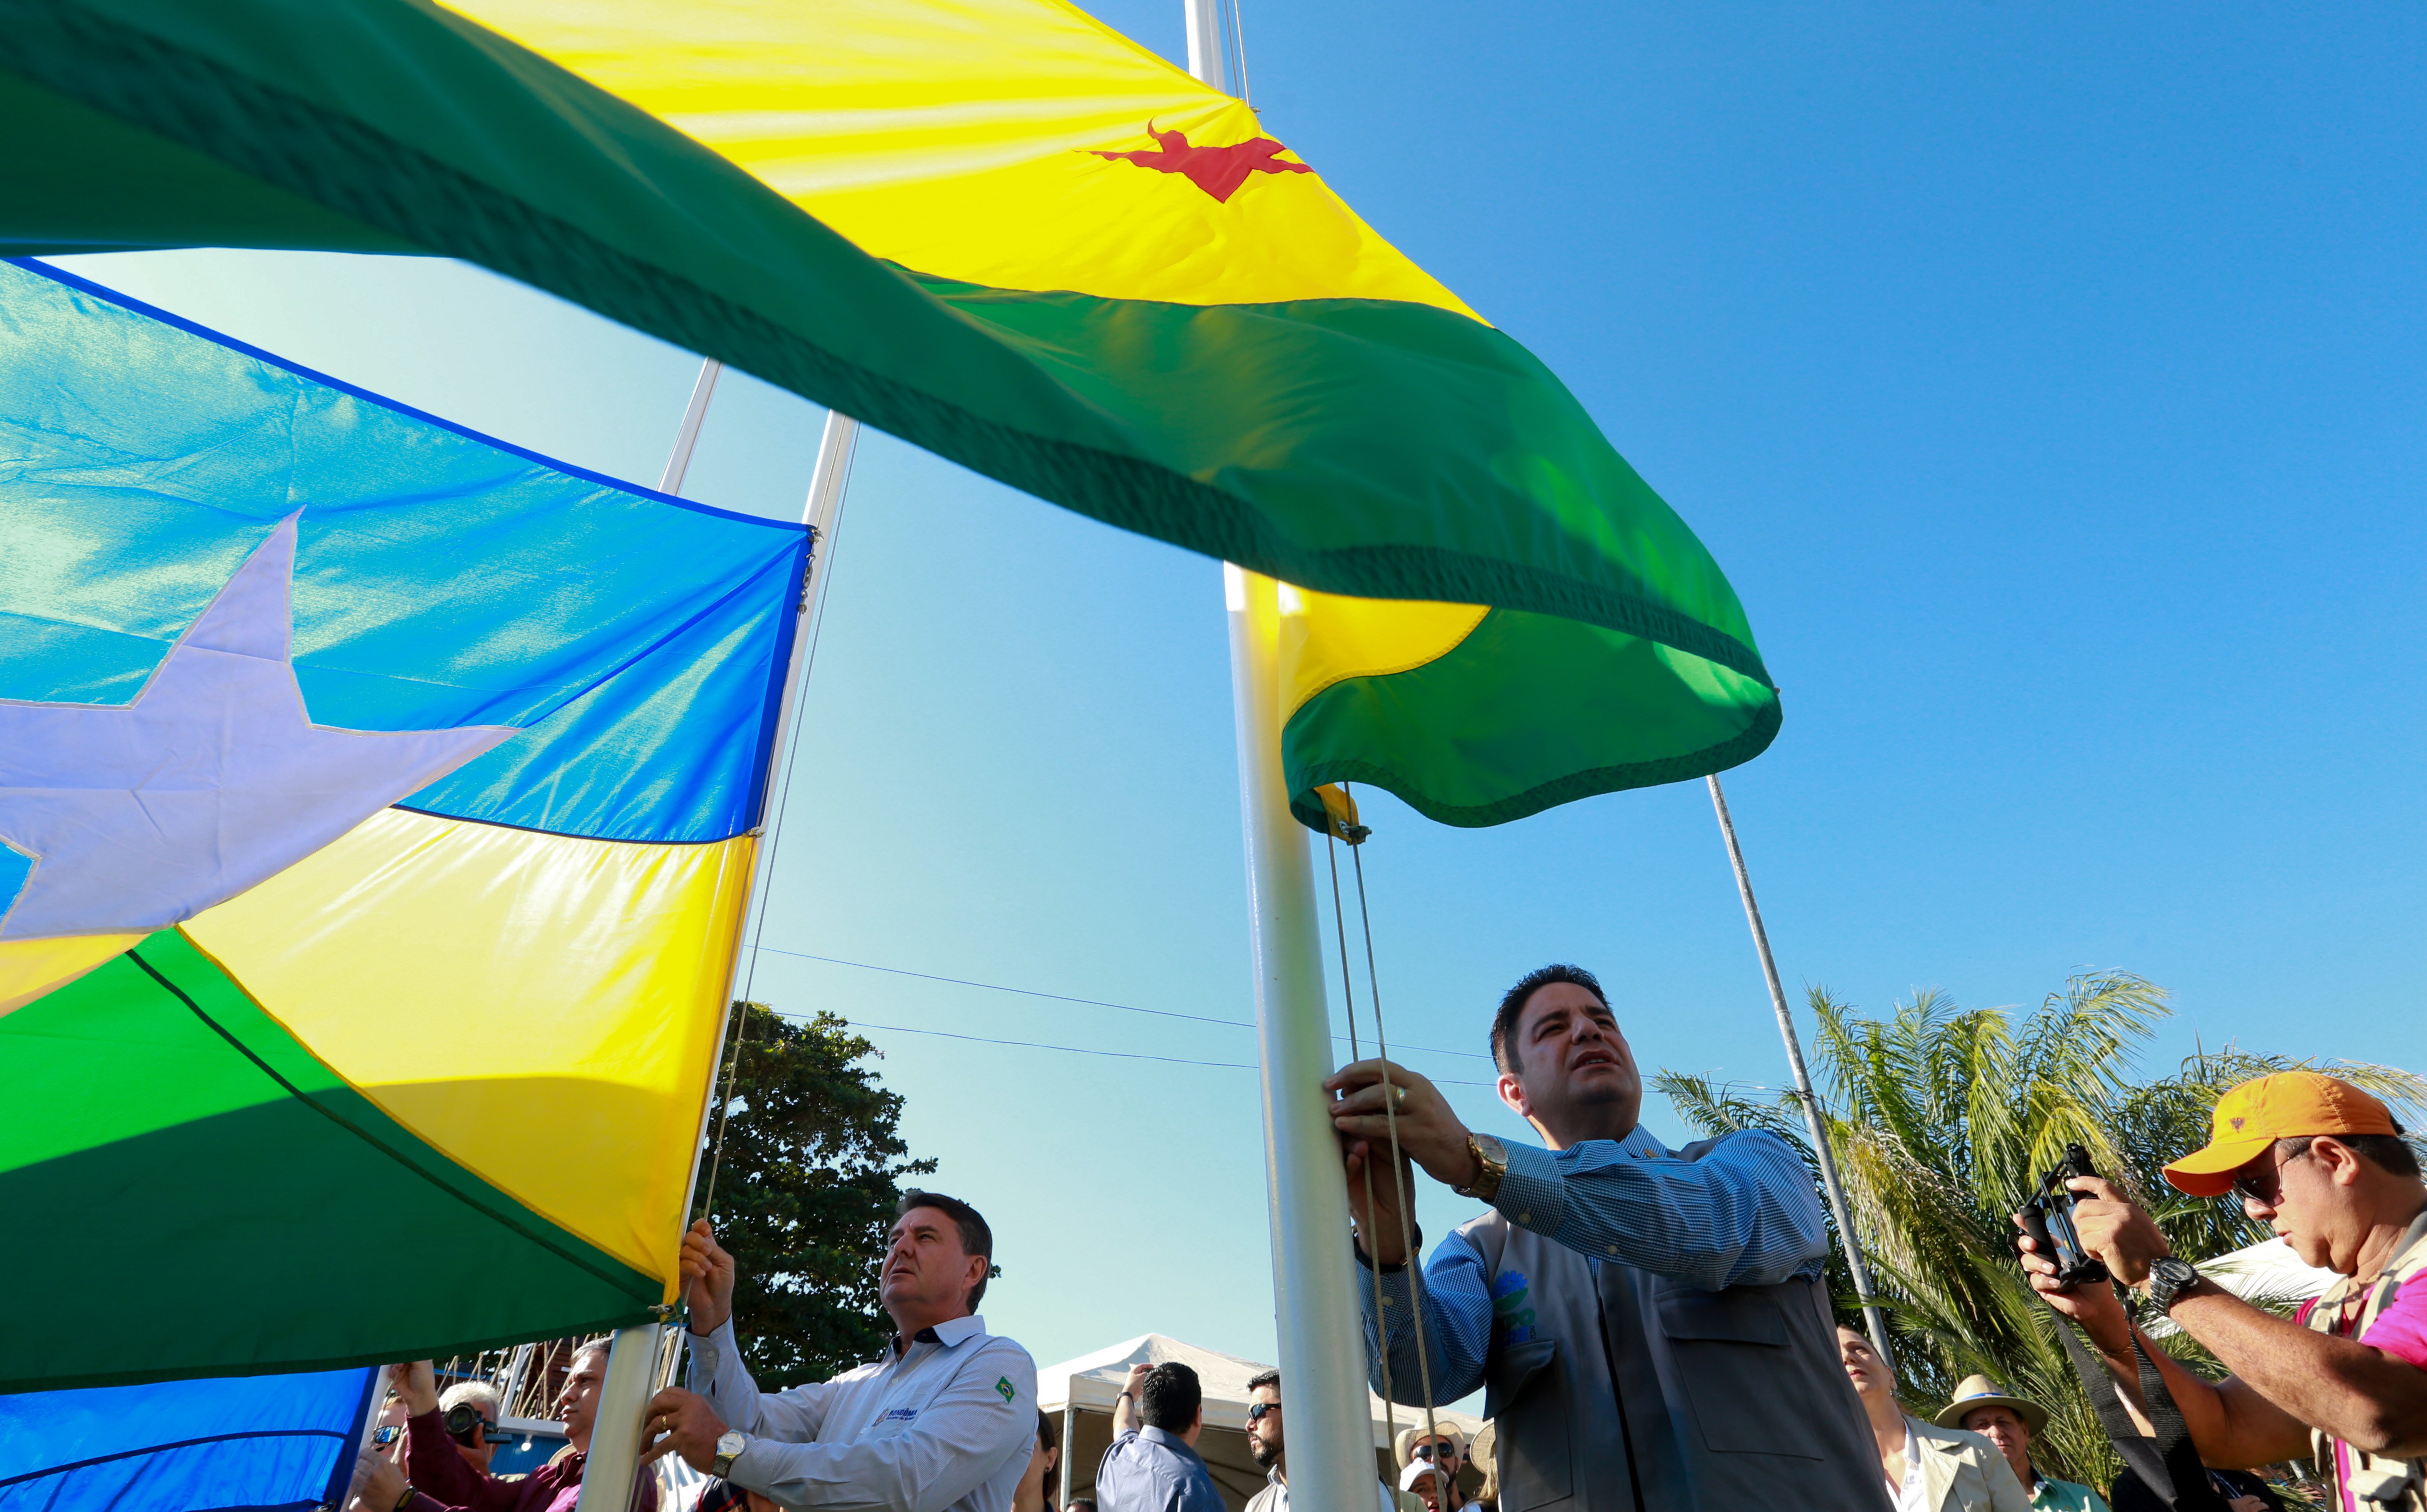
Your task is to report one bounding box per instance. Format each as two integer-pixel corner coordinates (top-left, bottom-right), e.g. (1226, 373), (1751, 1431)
(575, 1323), (663, 1512)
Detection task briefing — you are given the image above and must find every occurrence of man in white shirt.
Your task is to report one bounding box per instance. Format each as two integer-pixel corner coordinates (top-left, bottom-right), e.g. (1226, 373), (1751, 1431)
(640, 1190), (1039, 1512)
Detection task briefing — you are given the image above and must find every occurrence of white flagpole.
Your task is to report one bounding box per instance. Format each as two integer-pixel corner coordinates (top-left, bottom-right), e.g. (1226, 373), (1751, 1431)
(577, 384), (862, 1512)
(1705, 774), (1895, 1366)
(1226, 566), (1373, 1508)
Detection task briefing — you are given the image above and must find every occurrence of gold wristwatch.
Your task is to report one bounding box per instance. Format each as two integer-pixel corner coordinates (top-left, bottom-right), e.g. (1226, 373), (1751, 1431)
(1452, 1131), (1508, 1202)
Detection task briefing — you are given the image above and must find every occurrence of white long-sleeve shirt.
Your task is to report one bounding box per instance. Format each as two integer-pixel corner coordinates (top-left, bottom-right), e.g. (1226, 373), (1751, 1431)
(688, 1315), (1038, 1512)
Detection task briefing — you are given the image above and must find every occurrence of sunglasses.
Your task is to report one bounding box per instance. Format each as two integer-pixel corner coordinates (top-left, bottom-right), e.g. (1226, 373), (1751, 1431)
(1247, 1402), (1279, 1423)
(2231, 1144), (2308, 1205)
(1412, 1443), (1458, 1461)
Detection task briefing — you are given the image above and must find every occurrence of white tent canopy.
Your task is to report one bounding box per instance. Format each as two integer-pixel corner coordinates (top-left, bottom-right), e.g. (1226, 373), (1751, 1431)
(1036, 1331), (1486, 1448)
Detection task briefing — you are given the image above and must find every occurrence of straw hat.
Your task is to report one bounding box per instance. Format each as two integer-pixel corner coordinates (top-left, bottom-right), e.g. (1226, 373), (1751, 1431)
(1934, 1375), (2047, 1435)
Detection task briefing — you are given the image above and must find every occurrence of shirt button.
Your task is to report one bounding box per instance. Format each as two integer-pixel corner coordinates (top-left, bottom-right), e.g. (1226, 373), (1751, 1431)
(1607, 1246), (1618, 1256)
(1517, 1213), (1531, 1224)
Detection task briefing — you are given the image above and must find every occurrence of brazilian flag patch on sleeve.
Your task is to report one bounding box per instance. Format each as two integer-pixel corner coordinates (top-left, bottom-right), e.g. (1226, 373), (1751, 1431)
(996, 1376), (1015, 1403)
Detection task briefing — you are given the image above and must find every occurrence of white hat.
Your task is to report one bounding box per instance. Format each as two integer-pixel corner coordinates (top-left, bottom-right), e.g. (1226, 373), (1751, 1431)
(1400, 1461), (1452, 1495)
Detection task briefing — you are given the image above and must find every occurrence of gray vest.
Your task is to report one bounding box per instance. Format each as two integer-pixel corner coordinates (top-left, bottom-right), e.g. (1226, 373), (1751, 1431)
(1470, 1155), (1889, 1512)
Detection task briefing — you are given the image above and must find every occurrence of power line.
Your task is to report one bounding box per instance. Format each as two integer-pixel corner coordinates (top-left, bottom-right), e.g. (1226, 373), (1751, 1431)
(760, 1004), (1493, 1085)
(833, 1018), (1255, 1071)
(751, 945), (1493, 1063)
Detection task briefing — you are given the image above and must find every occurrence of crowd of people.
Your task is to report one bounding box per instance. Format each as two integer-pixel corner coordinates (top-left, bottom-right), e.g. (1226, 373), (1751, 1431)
(347, 964), (2427, 1512)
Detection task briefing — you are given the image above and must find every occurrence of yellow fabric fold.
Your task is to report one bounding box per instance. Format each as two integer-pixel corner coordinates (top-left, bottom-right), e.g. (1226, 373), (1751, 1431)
(0, 932), (147, 1015)
(1277, 582), (1490, 720)
(185, 808), (752, 1287)
(450, 0), (1477, 314)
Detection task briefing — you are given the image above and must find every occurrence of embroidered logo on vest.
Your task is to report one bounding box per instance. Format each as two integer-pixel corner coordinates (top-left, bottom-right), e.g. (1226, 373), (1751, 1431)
(1491, 1270), (1538, 1344)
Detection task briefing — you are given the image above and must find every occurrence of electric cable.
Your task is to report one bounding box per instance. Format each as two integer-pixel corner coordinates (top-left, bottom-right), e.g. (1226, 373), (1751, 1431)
(752, 945), (1491, 1061)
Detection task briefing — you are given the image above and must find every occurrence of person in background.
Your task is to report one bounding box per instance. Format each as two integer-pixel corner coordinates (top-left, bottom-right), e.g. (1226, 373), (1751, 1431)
(1014, 1408), (1060, 1512)
(1333, 963), (1884, 1510)
(643, 1191), (1037, 1512)
(2107, 1466), (2283, 1512)
(437, 1380), (508, 1478)
(1394, 1426), (1470, 1505)
(1240, 1367), (1416, 1512)
(351, 1342), (654, 1512)
(1401, 1460), (1452, 1512)
(1063, 1501), (1096, 1512)
(370, 1386), (412, 1465)
(2018, 1073), (2427, 1512)
(1467, 1421), (1498, 1512)
(1936, 1377), (2107, 1512)
(1095, 1361), (1221, 1512)
(1840, 1328), (2029, 1512)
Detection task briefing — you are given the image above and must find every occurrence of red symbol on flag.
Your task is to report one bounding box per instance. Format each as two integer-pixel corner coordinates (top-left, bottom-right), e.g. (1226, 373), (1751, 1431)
(1094, 126), (1313, 202)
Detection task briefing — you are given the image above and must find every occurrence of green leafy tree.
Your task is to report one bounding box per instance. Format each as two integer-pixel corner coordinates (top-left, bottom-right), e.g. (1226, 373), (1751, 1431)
(1654, 975), (2426, 1492)
(690, 1002), (936, 1388)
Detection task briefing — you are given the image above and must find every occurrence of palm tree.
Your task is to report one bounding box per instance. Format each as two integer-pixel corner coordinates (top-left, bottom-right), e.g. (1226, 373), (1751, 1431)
(1654, 974), (2427, 1492)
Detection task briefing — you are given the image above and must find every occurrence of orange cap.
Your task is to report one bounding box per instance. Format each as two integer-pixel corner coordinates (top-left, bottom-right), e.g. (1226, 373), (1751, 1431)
(2163, 1071), (2398, 1196)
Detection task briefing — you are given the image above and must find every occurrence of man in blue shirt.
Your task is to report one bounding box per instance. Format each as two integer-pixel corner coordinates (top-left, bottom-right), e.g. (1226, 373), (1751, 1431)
(1328, 962), (1887, 1512)
(1094, 1360), (1223, 1512)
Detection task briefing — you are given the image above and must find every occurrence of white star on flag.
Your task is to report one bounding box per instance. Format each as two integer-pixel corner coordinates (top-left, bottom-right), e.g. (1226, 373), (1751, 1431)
(0, 513), (512, 942)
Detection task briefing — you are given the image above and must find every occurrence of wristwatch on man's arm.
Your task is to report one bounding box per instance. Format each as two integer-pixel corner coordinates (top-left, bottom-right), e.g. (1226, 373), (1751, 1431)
(1452, 1132), (1508, 1203)
(2145, 1257), (2205, 1312)
(711, 1430), (748, 1478)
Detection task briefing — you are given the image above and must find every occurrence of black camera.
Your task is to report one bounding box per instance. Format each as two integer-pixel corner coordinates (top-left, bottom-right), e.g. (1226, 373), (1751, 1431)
(2016, 1141), (2111, 1291)
(443, 1402), (500, 1447)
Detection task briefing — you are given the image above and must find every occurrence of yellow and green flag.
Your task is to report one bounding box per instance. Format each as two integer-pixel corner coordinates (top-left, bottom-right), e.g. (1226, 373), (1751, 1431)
(2, 0), (1779, 831)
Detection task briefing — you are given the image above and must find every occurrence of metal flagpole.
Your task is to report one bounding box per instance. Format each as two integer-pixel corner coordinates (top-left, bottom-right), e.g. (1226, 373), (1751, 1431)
(1705, 774), (1895, 1366)
(337, 1364), (393, 1506)
(659, 360), (723, 495)
(1190, 2), (1369, 1493)
(1226, 564), (1373, 1512)
(577, 381), (863, 1512)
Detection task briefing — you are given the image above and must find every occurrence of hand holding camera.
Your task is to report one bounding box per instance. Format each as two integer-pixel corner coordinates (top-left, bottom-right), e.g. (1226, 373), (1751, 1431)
(2012, 1144), (2182, 1354)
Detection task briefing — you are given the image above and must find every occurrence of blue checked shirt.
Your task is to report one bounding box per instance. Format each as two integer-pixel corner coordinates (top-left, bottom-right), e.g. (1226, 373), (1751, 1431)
(1357, 1124), (1829, 1405)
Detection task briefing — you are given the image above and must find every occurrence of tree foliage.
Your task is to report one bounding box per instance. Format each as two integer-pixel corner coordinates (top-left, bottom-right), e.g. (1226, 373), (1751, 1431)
(689, 1002), (936, 1388)
(1654, 974), (2427, 1492)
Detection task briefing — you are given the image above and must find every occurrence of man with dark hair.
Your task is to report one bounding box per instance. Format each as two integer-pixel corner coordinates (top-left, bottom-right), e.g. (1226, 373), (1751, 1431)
(2021, 1071), (2427, 1512)
(1240, 1367), (1416, 1512)
(1328, 962), (1885, 1510)
(1093, 1360), (1221, 1512)
(638, 1190), (1038, 1511)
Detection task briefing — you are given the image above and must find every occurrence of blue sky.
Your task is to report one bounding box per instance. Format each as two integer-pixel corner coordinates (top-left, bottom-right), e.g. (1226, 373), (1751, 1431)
(54, 0), (2426, 1380)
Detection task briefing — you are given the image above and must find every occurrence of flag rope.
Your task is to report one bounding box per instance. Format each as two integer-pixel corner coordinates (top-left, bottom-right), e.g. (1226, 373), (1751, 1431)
(1325, 785), (1447, 1494)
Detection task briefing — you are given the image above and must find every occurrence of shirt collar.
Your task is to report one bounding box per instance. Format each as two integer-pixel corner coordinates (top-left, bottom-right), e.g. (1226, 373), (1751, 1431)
(888, 1313), (987, 1357)
(1619, 1125), (1670, 1158)
(1138, 1425), (1204, 1461)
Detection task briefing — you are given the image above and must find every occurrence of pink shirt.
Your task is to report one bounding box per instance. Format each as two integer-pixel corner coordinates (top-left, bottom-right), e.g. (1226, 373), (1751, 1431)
(2296, 1278), (2427, 1512)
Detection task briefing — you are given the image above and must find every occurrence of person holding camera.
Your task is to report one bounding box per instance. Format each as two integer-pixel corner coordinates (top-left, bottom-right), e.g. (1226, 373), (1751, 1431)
(350, 1344), (649, 1512)
(2018, 1072), (2427, 1512)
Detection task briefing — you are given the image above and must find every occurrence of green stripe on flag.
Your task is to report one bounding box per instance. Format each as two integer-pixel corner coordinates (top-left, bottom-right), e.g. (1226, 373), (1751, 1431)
(1285, 607), (1782, 830)
(0, 930), (658, 1393)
